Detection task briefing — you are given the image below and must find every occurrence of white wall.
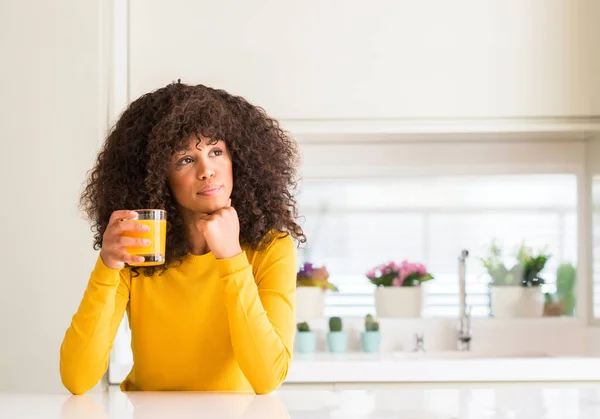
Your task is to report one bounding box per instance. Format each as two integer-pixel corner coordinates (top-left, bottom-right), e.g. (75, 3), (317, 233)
(129, 0), (594, 121)
(0, 1), (105, 392)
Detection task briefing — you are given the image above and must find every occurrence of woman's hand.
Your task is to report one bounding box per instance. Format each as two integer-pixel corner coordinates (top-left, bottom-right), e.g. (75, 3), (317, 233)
(196, 199), (242, 259)
(100, 210), (151, 269)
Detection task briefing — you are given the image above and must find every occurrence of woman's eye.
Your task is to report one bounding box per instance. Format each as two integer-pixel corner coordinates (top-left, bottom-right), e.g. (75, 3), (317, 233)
(211, 149), (223, 157)
(178, 157), (193, 165)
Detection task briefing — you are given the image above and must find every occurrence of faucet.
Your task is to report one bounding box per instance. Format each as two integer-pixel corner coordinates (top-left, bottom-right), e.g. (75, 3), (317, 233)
(457, 249), (472, 351)
(413, 333), (425, 352)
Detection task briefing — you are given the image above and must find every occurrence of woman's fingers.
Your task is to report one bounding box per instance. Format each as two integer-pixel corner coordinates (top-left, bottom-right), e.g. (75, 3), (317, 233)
(115, 236), (151, 248)
(101, 248), (145, 267)
(101, 209), (151, 269)
(109, 210), (138, 225)
(116, 220), (151, 234)
(122, 253), (146, 265)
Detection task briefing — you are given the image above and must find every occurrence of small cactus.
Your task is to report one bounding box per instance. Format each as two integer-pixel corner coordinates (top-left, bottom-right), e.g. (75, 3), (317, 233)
(329, 316), (343, 332)
(365, 313), (380, 332)
(556, 263), (576, 316)
(296, 322), (310, 332)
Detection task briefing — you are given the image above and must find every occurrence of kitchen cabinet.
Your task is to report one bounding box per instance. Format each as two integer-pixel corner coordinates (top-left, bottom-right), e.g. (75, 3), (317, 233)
(129, 1), (597, 121)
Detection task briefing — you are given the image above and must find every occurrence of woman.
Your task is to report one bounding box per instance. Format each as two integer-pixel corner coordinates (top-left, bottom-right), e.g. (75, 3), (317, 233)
(60, 81), (306, 395)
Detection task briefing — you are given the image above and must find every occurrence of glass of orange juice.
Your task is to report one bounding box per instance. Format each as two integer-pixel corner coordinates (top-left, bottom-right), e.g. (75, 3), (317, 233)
(124, 209), (167, 266)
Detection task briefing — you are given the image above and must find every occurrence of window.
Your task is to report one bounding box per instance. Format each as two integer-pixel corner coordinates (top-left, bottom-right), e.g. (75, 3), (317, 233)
(296, 174), (578, 318)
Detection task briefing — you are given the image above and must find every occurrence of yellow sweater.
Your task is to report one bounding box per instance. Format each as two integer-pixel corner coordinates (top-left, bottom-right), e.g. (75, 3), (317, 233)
(60, 233), (297, 394)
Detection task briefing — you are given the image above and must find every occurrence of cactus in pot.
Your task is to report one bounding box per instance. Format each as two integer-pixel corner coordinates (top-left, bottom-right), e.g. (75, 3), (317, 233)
(329, 316), (342, 332)
(326, 316), (347, 353)
(295, 322), (317, 353)
(297, 322), (311, 332)
(364, 314), (380, 332)
(556, 263), (576, 316)
(361, 314), (381, 353)
(543, 263), (577, 317)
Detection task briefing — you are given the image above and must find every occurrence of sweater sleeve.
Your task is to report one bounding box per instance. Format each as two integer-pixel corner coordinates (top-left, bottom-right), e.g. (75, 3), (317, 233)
(215, 234), (297, 394)
(59, 255), (130, 395)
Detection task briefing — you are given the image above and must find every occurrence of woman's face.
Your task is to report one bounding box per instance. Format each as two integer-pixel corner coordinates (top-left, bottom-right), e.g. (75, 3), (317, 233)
(167, 135), (233, 215)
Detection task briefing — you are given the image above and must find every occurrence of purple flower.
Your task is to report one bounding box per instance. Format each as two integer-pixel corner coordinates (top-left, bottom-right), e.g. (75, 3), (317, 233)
(297, 262), (338, 291)
(298, 263), (315, 278)
(298, 263), (330, 282)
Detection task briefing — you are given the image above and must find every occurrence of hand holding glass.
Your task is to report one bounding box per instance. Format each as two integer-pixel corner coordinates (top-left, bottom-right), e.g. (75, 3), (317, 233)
(123, 209), (167, 266)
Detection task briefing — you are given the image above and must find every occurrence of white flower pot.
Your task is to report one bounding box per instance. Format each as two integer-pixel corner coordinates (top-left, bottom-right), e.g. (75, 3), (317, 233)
(490, 286), (544, 318)
(375, 286), (423, 318)
(295, 287), (325, 320)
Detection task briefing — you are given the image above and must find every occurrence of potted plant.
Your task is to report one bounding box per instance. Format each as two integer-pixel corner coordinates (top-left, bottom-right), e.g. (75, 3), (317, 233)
(481, 240), (550, 318)
(295, 322), (317, 353)
(296, 263), (338, 320)
(366, 260), (434, 317)
(361, 314), (381, 353)
(326, 316), (347, 353)
(544, 263), (576, 317)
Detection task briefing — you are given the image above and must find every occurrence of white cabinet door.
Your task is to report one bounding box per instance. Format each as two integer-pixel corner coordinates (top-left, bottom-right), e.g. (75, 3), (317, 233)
(129, 0), (594, 120)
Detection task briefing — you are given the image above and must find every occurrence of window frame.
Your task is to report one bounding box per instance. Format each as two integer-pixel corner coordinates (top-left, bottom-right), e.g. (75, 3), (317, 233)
(297, 136), (592, 324)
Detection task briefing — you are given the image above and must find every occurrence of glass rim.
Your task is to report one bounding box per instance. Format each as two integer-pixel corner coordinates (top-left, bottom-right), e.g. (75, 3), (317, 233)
(132, 209), (166, 220)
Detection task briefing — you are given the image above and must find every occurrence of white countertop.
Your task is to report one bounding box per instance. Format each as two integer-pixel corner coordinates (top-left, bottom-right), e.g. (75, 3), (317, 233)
(109, 351), (600, 385)
(285, 352), (600, 383)
(4, 383), (600, 418)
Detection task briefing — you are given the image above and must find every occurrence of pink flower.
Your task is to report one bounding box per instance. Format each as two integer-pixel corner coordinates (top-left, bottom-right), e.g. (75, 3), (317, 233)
(312, 267), (329, 282)
(366, 259), (432, 287)
(393, 260), (428, 281)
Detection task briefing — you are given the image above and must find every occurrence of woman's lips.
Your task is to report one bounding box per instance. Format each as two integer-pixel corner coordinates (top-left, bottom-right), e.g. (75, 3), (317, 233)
(197, 186), (222, 196)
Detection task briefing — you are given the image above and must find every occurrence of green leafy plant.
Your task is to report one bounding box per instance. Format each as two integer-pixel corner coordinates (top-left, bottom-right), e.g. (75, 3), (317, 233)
(516, 242), (550, 287)
(329, 316), (343, 332)
(480, 240), (550, 287)
(296, 322), (311, 332)
(479, 239), (518, 286)
(364, 314), (380, 332)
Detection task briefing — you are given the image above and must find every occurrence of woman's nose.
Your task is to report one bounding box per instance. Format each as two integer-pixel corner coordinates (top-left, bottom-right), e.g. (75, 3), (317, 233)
(196, 164), (215, 180)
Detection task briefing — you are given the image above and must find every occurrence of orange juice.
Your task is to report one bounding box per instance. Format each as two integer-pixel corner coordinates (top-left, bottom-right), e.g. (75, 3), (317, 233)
(124, 210), (167, 266)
